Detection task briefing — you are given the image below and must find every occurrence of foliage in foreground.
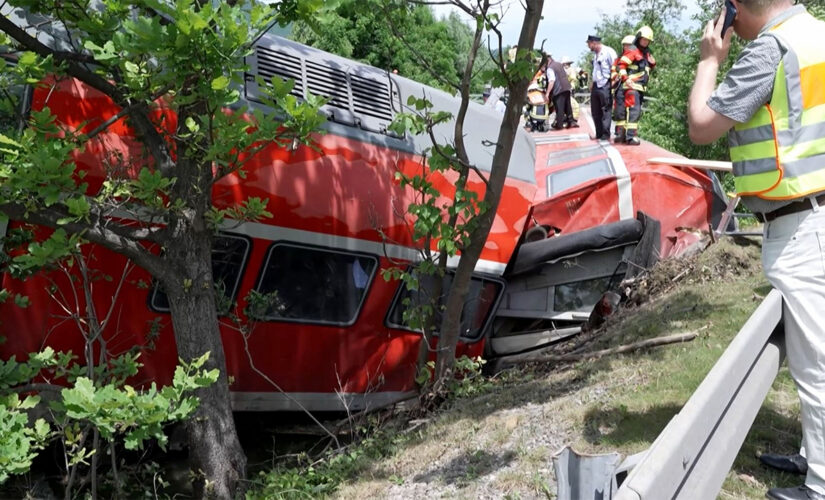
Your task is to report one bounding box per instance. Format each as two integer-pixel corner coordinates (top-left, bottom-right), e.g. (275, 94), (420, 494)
(0, 349), (217, 497)
(0, 0), (329, 494)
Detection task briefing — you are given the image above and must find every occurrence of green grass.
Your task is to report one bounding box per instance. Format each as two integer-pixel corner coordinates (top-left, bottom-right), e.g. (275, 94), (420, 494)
(558, 239), (801, 498)
(254, 237), (801, 499)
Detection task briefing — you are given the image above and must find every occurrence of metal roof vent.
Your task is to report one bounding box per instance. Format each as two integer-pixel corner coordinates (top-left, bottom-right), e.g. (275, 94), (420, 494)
(248, 37), (397, 135)
(254, 46), (303, 98)
(350, 74), (392, 123)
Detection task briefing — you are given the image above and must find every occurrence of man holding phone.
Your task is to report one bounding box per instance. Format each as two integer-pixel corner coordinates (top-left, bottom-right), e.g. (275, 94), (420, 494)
(688, 1), (825, 499)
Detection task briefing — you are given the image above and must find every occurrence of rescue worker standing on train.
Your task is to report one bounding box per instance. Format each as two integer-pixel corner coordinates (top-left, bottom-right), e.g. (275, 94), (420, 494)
(616, 26), (657, 145)
(612, 35), (638, 144)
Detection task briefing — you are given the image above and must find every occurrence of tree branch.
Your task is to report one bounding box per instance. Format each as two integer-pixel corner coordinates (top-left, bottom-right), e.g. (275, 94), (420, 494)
(500, 331), (699, 365)
(382, 3), (460, 91)
(0, 203), (166, 277)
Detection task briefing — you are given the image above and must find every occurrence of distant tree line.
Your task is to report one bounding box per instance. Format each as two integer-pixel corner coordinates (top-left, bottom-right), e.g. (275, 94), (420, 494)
(291, 1), (495, 94)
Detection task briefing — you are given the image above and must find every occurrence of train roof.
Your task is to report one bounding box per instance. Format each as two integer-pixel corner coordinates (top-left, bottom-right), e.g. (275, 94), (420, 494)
(1, 6), (536, 184)
(251, 34), (536, 184)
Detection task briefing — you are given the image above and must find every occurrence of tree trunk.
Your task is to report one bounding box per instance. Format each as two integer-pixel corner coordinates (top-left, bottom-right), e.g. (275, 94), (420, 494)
(434, 0), (545, 387)
(164, 229), (246, 499)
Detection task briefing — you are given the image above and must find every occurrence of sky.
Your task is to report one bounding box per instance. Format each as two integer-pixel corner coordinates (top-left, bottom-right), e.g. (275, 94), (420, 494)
(433, 0), (702, 67)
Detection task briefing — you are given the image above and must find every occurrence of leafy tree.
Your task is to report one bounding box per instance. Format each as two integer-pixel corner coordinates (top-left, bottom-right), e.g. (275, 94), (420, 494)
(371, 0), (544, 394)
(292, 2), (492, 93)
(0, 0), (325, 496)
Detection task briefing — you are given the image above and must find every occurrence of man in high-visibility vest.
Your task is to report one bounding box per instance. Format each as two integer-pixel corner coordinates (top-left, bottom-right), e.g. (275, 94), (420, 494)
(688, 1), (825, 499)
(616, 27), (656, 145)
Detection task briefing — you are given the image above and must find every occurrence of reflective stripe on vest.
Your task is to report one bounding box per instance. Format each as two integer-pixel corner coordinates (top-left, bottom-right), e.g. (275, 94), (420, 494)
(730, 12), (825, 199)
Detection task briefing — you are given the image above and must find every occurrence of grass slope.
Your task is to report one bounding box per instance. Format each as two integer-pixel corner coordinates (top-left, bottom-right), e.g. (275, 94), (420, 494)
(256, 237), (803, 499)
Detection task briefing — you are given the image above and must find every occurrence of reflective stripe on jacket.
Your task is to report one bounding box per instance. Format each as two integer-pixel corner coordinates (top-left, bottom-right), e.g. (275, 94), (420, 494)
(617, 47), (655, 92)
(732, 12), (825, 199)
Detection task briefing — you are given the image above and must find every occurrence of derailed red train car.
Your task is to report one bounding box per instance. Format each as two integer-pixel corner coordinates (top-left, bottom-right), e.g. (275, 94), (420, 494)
(489, 127), (729, 357)
(0, 35), (537, 411)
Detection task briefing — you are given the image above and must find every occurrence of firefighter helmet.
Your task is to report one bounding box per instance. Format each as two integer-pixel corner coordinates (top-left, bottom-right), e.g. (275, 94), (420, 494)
(621, 35), (635, 45)
(636, 26), (654, 42)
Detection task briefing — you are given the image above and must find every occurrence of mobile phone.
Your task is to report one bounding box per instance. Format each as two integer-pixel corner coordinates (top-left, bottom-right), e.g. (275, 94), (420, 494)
(721, 0), (737, 38)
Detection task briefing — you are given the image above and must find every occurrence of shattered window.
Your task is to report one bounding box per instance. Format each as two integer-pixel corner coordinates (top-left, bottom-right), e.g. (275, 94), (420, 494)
(553, 276), (614, 313)
(548, 158), (614, 196)
(150, 234), (251, 314)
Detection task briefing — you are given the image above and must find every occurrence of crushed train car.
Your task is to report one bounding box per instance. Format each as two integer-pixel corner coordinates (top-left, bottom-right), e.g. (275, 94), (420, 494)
(489, 125), (730, 358)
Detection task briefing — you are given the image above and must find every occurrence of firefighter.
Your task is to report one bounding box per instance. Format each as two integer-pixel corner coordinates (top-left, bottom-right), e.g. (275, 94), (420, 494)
(577, 69), (588, 90)
(612, 35), (637, 144)
(561, 56), (581, 122)
(617, 26), (656, 145)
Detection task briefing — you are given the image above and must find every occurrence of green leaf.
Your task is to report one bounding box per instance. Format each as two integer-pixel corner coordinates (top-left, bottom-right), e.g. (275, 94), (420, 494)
(0, 133), (21, 147)
(18, 395), (40, 410)
(124, 61), (140, 75)
(17, 52), (37, 66)
(211, 76), (230, 91)
(185, 117), (200, 133)
(13, 295), (30, 308)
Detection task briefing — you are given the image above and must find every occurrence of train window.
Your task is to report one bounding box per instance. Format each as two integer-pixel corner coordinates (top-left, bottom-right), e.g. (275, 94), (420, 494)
(547, 158), (614, 196)
(251, 243), (377, 325)
(149, 234), (251, 314)
(546, 145), (604, 166)
(386, 272), (503, 341)
(553, 275), (617, 313)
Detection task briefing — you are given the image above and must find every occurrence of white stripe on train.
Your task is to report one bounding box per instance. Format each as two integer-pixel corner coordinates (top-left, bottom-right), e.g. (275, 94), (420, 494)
(220, 220), (509, 275)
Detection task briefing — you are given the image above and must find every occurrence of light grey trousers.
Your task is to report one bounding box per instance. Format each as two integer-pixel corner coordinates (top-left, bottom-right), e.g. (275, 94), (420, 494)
(763, 199), (825, 496)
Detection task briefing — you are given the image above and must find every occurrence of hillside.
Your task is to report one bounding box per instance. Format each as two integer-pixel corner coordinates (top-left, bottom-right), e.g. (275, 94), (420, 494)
(250, 235), (803, 499)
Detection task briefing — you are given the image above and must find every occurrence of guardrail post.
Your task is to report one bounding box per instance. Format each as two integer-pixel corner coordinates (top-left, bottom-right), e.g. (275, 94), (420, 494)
(553, 446), (621, 500)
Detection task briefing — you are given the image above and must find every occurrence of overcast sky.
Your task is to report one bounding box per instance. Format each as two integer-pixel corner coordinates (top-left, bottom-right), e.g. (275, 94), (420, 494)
(433, 0), (702, 66)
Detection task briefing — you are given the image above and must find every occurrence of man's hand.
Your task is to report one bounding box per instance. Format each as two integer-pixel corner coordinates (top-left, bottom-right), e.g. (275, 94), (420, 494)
(700, 7), (734, 65)
(688, 7), (737, 145)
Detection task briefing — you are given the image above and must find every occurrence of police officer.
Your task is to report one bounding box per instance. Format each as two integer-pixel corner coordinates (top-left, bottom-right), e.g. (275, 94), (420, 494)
(587, 35), (617, 140)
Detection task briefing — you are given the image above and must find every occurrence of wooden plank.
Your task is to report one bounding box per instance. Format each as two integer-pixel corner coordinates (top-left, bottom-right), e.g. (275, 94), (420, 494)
(646, 156), (733, 172)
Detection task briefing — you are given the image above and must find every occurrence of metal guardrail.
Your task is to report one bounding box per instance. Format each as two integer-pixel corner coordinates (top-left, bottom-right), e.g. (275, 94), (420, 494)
(615, 289), (784, 500)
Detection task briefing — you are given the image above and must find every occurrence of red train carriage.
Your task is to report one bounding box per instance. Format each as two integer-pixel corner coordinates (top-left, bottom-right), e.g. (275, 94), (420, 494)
(0, 35), (537, 411)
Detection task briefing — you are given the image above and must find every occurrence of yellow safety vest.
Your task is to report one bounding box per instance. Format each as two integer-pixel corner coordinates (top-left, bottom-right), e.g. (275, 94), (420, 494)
(730, 12), (825, 199)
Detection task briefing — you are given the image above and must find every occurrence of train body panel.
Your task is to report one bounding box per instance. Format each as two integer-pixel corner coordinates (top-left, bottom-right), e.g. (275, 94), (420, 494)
(0, 35), (535, 411)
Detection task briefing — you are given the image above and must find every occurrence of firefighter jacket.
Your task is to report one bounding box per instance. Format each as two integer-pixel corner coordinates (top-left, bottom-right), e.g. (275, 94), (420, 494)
(611, 47), (635, 89)
(731, 12), (825, 199)
(617, 46), (655, 92)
